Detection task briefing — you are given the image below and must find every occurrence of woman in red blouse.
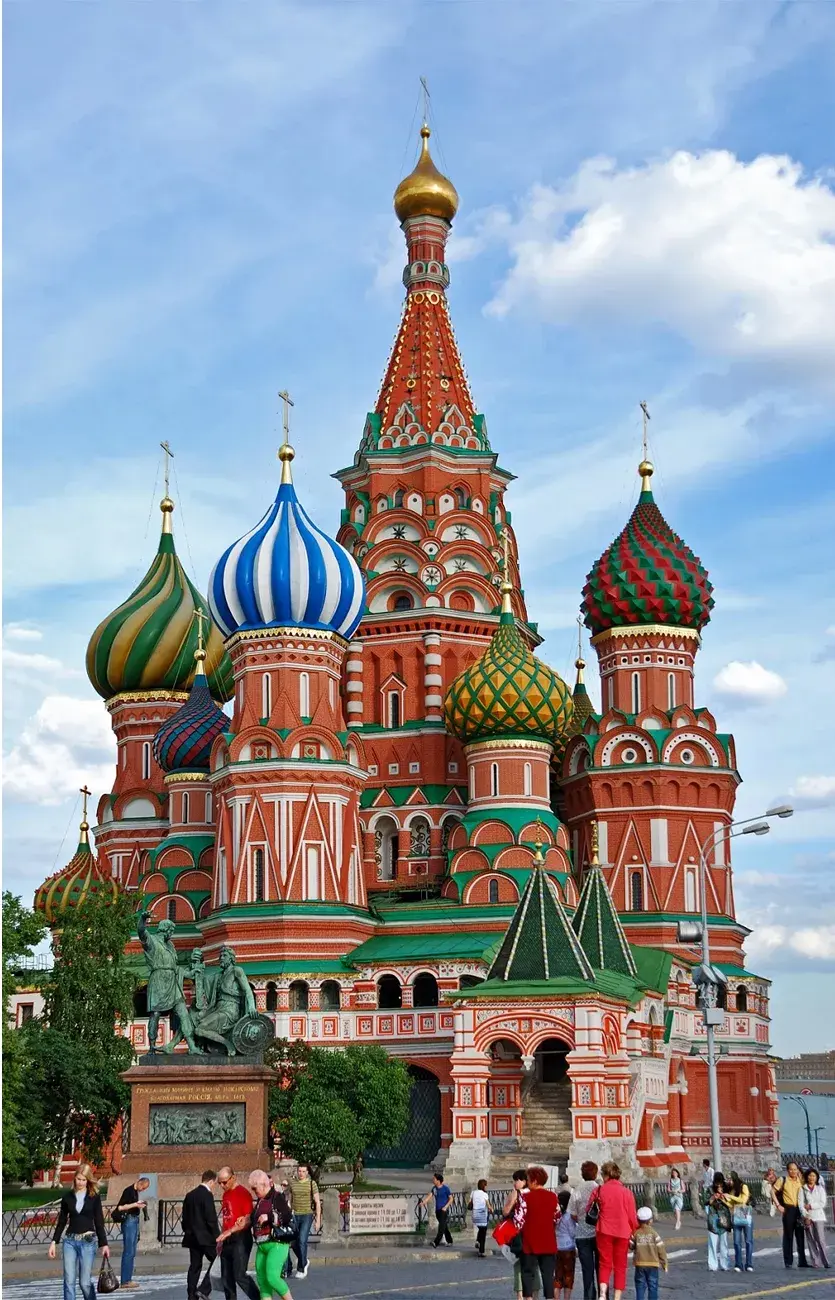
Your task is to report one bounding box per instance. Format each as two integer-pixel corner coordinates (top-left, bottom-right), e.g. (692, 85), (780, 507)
(520, 1166), (560, 1300)
(593, 1161), (639, 1300)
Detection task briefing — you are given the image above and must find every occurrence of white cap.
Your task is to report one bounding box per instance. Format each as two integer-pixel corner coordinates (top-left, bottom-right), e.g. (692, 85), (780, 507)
(637, 1206), (653, 1221)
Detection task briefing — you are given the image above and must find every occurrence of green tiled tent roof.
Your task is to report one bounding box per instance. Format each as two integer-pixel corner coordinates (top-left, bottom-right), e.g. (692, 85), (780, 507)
(573, 862), (637, 977)
(488, 861), (593, 983)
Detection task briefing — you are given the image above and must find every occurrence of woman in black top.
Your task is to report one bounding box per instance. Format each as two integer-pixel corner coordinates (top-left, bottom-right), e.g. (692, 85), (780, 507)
(48, 1163), (109, 1300)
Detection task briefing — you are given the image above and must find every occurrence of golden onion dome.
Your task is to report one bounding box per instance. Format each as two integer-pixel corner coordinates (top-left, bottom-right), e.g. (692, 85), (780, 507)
(394, 125), (459, 224)
(34, 817), (119, 928)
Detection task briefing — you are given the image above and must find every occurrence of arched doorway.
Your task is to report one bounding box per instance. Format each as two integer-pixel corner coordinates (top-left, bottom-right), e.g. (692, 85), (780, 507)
(375, 816), (399, 882)
(536, 1038), (570, 1084)
(363, 1065), (441, 1167)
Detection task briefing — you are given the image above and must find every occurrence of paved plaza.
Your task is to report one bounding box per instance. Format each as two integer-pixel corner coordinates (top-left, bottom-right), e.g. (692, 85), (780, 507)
(3, 1240), (831, 1300)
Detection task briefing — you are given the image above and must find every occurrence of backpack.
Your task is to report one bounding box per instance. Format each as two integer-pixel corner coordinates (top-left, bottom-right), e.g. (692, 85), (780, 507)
(707, 1200), (732, 1234)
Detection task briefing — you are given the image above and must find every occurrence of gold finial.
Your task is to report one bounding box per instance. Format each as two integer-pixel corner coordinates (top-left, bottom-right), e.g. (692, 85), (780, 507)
(500, 528), (513, 617)
(79, 784), (92, 845)
(575, 614), (586, 681)
(160, 441), (175, 533)
(533, 816), (546, 867)
(590, 820), (600, 867)
(393, 109), (459, 224)
(277, 389), (295, 485)
(193, 607), (209, 669)
(638, 402), (654, 493)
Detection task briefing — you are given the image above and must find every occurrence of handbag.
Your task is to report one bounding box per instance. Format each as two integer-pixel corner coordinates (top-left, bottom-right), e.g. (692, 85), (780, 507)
(585, 1190), (601, 1227)
(732, 1205), (752, 1226)
(492, 1217), (519, 1247)
(97, 1257), (120, 1293)
(271, 1213), (297, 1244)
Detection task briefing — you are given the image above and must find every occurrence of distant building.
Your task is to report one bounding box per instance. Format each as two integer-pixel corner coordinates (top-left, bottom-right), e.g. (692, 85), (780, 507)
(774, 1052), (835, 1082)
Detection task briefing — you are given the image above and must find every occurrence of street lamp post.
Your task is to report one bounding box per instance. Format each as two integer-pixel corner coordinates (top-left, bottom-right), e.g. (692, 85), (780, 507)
(677, 805), (793, 1175)
(787, 1095), (814, 1157)
(813, 1126), (826, 1162)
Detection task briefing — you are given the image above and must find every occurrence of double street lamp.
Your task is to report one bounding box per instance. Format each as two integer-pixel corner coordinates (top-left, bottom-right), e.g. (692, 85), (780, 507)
(677, 805), (793, 1173)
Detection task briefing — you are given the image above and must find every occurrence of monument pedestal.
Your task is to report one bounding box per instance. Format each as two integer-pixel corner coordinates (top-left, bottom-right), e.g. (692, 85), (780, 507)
(121, 1060), (273, 1183)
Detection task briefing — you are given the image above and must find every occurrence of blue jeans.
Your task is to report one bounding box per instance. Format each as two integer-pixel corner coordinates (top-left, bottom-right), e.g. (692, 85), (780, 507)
(708, 1230), (730, 1271)
(733, 1218), (753, 1269)
(293, 1213), (314, 1271)
(62, 1236), (97, 1300)
(121, 1214), (140, 1283)
(635, 1266), (659, 1300)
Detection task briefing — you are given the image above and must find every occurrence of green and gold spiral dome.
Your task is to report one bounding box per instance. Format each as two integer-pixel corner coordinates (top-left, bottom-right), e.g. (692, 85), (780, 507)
(445, 579), (573, 746)
(86, 496), (233, 702)
(34, 813), (119, 928)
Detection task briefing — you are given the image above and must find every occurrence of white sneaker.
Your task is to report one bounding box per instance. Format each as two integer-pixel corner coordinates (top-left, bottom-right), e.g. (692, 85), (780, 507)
(297, 1266), (308, 1278)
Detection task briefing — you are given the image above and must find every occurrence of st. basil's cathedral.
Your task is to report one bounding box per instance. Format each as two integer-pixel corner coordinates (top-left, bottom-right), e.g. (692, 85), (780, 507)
(35, 125), (780, 1178)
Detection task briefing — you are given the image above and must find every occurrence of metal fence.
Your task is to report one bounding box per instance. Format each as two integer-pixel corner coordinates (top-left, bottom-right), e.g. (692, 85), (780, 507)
(3, 1203), (122, 1248)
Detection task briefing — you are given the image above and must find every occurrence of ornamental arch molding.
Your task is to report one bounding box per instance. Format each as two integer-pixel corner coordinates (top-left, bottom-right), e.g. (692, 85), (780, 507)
(474, 1013), (576, 1056)
(598, 731), (656, 767)
(662, 732), (721, 767)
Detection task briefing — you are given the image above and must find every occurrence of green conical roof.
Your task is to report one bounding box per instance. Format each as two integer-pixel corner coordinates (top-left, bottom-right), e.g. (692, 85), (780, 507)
(572, 840), (637, 977)
(488, 854), (594, 983)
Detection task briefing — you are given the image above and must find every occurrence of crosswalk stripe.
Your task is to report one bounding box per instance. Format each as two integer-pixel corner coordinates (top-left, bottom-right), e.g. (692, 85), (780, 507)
(667, 1248), (697, 1258)
(754, 1247), (783, 1257)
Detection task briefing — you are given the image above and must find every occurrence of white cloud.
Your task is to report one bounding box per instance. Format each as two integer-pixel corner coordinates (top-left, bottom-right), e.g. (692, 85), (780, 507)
(3, 647), (81, 681)
(487, 151), (835, 386)
(712, 660), (787, 704)
(748, 924), (835, 962)
(789, 775), (835, 810)
(4, 624), (43, 642)
(3, 695), (116, 805)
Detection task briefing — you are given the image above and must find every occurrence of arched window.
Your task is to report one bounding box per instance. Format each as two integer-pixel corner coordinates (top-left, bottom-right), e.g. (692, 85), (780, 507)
(491, 763), (499, 797)
(736, 985), (748, 1013)
(262, 673), (272, 718)
(393, 488), (405, 507)
(631, 671), (641, 714)
(389, 692), (401, 728)
(306, 846), (320, 900)
(630, 870), (644, 911)
(469, 767), (476, 799)
(328, 677), (335, 707)
(266, 981), (278, 1012)
(717, 982), (728, 1011)
(668, 672), (676, 710)
(454, 487), (467, 508)
(523, 762), (532, 796)
(289, 980), (309, 1012)
(413, 973), (439, 1007)
(488, 879), (499, 904)
(142, 742), (151, 780)
(377, 974), (402, 1009)
(182, 791), (189, 824)
(684, 867), (698, 912)
(205, 792), (212, 823)
(299, 672), (310, 718)
(393, 593), (413, 611)
(253, 848), (265, 902)
(167, 898), (177, 922)
(320, 980), (341, 1011)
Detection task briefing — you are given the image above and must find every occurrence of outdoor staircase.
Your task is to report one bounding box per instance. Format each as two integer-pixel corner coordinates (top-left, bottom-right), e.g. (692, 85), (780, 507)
(490, 1079), (573, 1178)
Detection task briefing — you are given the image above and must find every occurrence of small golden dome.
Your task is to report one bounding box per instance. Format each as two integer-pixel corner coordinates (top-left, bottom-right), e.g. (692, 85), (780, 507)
(394, 125), (459, 224)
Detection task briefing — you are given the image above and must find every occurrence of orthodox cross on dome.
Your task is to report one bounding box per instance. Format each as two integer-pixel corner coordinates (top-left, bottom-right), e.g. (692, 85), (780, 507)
(277, 389), (295, 485)
(419, 74), (431, 125)
(160, 441), (174, 497)
(80, 785), (91, 821)
(193, 606), (209, 665)
(638, 401), (654, 493)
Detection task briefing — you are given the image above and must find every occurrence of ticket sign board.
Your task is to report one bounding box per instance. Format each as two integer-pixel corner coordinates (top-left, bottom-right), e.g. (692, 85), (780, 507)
(349, 1194), (414, 1234)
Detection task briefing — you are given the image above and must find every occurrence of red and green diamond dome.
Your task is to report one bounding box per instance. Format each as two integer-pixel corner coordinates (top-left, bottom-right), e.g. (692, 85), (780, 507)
(582, 462), (714, 636)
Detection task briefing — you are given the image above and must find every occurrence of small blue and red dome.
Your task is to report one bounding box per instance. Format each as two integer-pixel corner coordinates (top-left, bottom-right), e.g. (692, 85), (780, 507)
(153, 661), (227, 775)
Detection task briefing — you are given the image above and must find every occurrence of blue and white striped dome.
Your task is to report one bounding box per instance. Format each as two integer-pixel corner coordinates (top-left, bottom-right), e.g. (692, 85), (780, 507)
(209, 465), (365, 641)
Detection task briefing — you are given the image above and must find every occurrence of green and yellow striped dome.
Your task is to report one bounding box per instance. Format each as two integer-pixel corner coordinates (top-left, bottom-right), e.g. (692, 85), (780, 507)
(34, 822), (119, 927)
(445, 602), (573, 745)
(86, 498), (233, 702)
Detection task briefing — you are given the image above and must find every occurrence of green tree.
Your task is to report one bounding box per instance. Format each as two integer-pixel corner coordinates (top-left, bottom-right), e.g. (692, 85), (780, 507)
(15, 892), (138, 1181)
(267, 1041), (411, 1176)
(1, 893), (47, 1180)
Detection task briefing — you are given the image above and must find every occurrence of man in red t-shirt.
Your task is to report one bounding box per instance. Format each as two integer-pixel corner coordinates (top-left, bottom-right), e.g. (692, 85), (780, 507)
(215, 1166), (259, 1299)
(520, 1165), (560, 1300)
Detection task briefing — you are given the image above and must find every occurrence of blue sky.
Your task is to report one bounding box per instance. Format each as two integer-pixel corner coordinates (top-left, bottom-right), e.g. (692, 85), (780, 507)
(3, 2), (834, 1055)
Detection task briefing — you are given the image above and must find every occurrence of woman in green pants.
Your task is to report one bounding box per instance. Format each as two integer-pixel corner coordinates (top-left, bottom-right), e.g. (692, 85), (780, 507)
(248, 1170), (295, 1300)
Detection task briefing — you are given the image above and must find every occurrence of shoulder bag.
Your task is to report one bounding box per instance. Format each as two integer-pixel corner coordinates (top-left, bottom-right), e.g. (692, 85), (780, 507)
(585, 1189), (601, 1227)
(97, 1257), (120, 1293)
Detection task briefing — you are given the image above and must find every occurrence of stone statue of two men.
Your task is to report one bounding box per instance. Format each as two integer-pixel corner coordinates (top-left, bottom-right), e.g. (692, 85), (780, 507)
(138, 911), (256, 1056)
